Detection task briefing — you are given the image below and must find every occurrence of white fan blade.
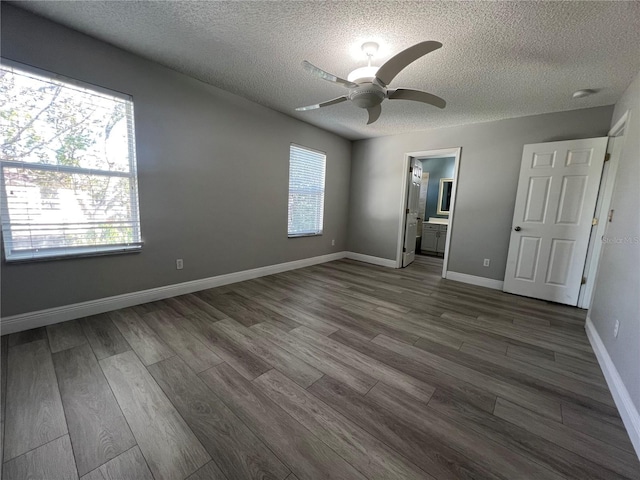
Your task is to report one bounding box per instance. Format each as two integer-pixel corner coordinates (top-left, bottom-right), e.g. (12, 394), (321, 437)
(388, 88), (446, 109)
(367, 104), (382, 125)
(302, 61), (358, 88)
(295, 96), (348, 111)
(375, 41), (442, 87)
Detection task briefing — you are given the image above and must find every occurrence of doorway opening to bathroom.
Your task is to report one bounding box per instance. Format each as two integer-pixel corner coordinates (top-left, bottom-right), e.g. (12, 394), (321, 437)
(397, 148), (461, 278)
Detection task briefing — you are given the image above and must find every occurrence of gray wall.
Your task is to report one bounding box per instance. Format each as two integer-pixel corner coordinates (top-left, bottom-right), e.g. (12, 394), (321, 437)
(348, 106), (613, 279)
(1, 5), (351, 317)
(588, 70), (640, 412)
(420, 157), (455, 220)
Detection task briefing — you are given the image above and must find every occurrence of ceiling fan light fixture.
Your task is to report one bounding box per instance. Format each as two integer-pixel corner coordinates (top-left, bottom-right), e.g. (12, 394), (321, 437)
(347, 65), (379, 83)
(361, 41), (379, 57)
(347, 42), (382, 82)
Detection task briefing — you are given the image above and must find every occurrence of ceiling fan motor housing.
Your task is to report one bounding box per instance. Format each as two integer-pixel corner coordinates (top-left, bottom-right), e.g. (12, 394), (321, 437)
(348, 83), (386, 109)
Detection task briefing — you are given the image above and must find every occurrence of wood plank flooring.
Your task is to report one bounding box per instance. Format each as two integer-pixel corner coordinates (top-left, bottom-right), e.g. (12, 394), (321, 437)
(3, 339), (68, 463)
(52, 344), (136, 476)
(1, 255), (638, 479)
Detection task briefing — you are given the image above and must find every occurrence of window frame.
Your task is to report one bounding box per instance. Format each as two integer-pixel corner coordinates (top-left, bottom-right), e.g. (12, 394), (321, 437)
(0, 59), (143, 263)
(287, 143), (326, 238)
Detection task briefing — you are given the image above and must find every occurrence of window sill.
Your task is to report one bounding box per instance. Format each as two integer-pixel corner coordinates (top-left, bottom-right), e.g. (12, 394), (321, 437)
(4, 244), (143, 264)
(288, 233), (323, 238)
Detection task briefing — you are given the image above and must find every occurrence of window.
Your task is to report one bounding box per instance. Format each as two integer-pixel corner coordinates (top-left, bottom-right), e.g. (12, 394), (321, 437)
(288, 144), (326, 237)
(0, 62), (142, 262)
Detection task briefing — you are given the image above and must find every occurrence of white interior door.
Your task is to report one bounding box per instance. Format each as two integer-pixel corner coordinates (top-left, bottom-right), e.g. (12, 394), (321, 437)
(503, 137), (608, 305)
(402, 159), (422, 267)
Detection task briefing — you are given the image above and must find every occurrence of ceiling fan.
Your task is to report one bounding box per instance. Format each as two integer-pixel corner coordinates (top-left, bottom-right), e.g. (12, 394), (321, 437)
(296, 41), (446, 125)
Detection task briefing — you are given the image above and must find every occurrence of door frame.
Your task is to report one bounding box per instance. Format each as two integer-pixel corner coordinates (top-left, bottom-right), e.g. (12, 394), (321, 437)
(395, 147), (462, 278)
(578, 110), (629, 308)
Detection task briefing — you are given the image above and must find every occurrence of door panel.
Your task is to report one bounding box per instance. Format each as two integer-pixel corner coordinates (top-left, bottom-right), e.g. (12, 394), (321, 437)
(556, 176), (587, 224)
(532, 152), (556, 168)
(566, 148), (593, 166)
(545, 239), (575, 285)
(523, 177), (551, 223)
(403, 219), (417, 266)
(503, 137), (607, 305)
(514, 236), (541, 281)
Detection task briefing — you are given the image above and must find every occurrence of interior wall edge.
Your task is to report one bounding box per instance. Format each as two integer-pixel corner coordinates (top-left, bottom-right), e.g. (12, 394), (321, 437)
(587, 67), (640, 424)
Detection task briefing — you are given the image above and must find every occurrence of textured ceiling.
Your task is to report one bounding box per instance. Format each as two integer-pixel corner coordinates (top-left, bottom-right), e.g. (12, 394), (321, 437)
(11, 1), (640, 140)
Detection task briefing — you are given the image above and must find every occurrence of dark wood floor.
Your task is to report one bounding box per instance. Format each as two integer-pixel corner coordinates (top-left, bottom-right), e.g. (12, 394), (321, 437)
(1, 256), (638, 480)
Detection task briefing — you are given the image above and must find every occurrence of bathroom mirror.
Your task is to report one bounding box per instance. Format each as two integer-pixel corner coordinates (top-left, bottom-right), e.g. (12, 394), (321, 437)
(437, 178), (453, 215)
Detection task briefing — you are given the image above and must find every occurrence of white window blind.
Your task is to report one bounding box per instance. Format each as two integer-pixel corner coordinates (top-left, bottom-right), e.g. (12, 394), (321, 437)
(288, 144), (326, 237)
(0, 62), (142, 262)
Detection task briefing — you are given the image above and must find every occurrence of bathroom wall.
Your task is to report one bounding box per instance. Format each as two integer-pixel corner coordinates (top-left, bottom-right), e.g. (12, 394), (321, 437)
(419, 156), (455, 220)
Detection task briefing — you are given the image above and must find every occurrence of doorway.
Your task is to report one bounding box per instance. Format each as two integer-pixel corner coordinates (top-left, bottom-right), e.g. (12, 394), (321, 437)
(578, 112), (628, 309)
(396, 147), (462, 278)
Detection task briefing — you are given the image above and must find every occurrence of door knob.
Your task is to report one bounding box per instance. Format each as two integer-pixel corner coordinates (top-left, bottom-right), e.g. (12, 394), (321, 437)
(514, 226), (521, 231)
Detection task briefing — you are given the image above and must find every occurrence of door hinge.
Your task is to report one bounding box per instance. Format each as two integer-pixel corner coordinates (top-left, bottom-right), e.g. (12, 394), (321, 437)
(581, 276), (587, 285)
(604, 153), (611, 162)
(403, 247), (407, 252)
(406, 208), (410, 214)
(592, 217), (598, 226)
(409, 167), (413, 172)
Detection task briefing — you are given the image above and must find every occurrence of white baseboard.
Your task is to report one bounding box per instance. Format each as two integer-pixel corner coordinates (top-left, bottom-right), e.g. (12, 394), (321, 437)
(585, 316), (640, 459)
(345, 252), (397, 268)
(0, 251), (348, 335)
(445, 271), (504, 290)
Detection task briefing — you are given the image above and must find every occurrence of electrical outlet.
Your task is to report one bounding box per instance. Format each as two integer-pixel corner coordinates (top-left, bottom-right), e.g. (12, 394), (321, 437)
(614, 319), (620, 338)
(331, 239), (335, 246)
(483, 258), (490, 267)
(176, 259), (184, 270)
